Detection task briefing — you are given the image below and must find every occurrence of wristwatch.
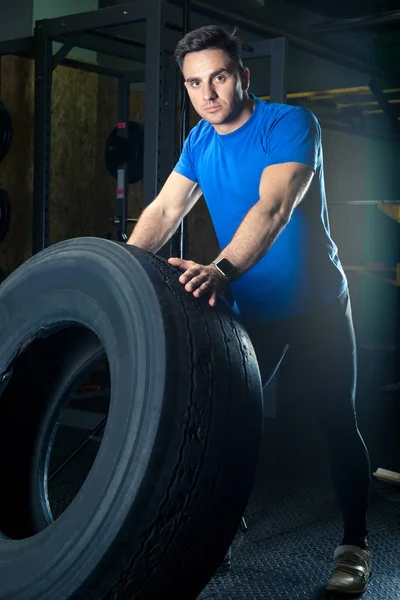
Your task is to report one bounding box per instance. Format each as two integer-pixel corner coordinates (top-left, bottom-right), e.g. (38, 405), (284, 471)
(212, 257), (238, 281)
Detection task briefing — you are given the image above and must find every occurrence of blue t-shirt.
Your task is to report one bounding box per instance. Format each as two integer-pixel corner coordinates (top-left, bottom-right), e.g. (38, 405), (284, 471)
(174, 95), (347, 322)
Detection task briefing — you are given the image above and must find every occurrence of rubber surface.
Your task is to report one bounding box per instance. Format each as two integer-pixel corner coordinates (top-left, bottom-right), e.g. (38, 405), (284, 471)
(0, 237), (263, 600)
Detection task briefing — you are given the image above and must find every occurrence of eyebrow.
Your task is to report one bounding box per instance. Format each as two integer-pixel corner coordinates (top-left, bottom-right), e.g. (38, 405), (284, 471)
(185, 68), (230, 83)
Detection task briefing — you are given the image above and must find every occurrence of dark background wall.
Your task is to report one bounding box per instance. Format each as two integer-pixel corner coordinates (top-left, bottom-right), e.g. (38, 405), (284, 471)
(0, 0), (33, 41)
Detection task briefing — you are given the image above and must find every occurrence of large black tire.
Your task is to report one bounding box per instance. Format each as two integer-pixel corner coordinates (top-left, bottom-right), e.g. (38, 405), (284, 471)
(0, 237), (263, 600)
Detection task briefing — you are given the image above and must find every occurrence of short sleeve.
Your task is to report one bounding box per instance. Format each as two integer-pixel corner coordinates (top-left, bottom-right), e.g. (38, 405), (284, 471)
(266, 108), (321, 171)
(174, 130), (198, 183)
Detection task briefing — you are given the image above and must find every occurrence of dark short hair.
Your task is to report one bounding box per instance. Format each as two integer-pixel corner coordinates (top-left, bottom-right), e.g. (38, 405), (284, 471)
(174, 25), (244, 72)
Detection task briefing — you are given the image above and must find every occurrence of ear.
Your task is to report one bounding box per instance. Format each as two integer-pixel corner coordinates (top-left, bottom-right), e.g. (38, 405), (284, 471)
(241, 67), (250, 92)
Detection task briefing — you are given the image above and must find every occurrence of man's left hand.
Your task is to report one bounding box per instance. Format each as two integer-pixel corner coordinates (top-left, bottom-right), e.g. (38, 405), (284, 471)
(168, 258), (228, 307)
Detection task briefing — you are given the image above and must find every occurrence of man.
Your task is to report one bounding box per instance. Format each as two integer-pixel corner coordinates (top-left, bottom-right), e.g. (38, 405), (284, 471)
(128, 25), (372, 595)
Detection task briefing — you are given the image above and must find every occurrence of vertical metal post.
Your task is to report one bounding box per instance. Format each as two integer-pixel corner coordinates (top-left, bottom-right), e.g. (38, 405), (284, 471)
(157, 54), (179, 259)
(269, 36), (287, 104)
(157, 55), (178, 186)
(33, 25), (53, 254)
(178, 0), (192, 259)
(143, 0), (163, 208)
(115, 76), (130, 241)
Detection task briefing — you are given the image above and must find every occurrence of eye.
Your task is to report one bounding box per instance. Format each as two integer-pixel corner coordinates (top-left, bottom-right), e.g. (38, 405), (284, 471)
(214, 74), (226, 83)
(190, 81), (200, 88)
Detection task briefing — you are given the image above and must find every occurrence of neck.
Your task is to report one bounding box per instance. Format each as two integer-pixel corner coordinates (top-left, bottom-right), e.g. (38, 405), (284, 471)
(214, 94), (255, 135)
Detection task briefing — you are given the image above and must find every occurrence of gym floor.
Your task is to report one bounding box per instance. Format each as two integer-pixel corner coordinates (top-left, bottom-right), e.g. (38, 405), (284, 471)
(199, 348), (400, 600)
(199, 433), (400, 600)
(49, 348), (400, 600)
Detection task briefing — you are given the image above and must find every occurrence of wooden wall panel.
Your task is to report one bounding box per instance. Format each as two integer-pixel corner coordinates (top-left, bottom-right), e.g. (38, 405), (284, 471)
(50, 65), (99, 243)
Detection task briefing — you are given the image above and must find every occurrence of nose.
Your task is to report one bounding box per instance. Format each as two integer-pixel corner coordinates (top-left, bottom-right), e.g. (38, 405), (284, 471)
(203, 82), (217, 101)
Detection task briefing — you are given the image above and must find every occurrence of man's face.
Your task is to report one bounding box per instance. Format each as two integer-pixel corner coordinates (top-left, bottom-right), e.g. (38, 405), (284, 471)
(182, 48), (249, 125)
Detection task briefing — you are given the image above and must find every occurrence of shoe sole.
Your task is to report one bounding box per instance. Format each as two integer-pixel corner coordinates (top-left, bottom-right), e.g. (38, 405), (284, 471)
(326, 572), (372, 595)
(326, 584), (367, 594)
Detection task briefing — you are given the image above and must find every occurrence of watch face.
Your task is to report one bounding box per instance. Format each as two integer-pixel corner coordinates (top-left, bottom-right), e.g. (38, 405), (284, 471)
(217, 258), (235, 278)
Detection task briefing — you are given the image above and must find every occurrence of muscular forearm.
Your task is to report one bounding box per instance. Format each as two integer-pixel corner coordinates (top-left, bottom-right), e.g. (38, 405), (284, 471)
(217, 199), (290, 279)
(127, 202), (180, 253)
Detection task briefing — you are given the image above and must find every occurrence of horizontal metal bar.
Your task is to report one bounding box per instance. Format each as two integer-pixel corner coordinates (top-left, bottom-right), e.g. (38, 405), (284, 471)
(0, 36), (34, 58)
(260, 86), (400, 102)
(338, 99), (400, 109)
(54, 31), (146, 62)
(363, 109), (400, 118)
(35, 1), (148, 37)
(61, 57), (144, 81)
(330, 200), (400, 205)
(312, 9), (400, 34)
(89, 30), (145, 49)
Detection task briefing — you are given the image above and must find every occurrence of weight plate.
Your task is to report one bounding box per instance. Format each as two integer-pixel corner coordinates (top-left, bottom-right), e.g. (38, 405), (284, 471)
(105, 121), (144, 185)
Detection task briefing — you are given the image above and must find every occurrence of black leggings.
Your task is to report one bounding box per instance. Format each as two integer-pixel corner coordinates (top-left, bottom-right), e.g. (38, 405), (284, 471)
(244, 288), (371, 542)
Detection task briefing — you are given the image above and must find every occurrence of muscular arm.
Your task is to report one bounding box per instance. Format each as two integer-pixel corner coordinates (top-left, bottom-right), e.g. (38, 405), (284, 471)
(127, 171), (202, 253)
(217, 162), (314, 278)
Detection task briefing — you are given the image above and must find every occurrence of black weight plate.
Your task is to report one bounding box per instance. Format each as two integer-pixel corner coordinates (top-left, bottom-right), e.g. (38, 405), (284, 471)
(0, 101), (13, 163)
(105, 121), (144, 185)
(0, 186), (11, 243)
